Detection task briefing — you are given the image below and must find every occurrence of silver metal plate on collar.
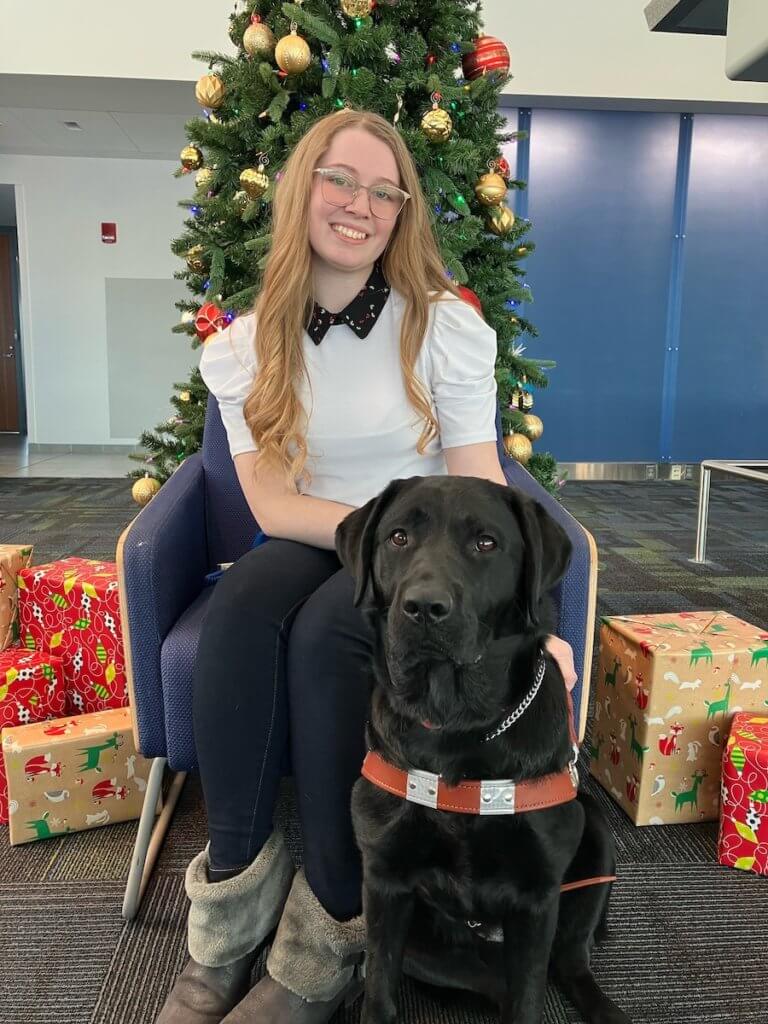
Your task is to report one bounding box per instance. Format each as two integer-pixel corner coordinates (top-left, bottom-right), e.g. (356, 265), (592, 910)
(569, 743), (580, 788)
(405, 768), (440, 809)
(479, 779), (516, 815)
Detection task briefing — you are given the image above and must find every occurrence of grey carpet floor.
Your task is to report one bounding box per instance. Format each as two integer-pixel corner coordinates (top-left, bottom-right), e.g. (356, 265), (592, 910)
(1, 478), (767, 1024)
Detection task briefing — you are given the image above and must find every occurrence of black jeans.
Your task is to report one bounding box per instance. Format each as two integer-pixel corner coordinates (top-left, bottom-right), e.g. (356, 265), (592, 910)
(192, 538), (374, 921)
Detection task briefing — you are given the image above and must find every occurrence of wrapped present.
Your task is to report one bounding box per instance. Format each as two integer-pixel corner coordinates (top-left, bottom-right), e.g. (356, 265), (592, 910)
(718, 713), (768, 875)
(0, 648), (65, 823)
(0, 544), (34, 651)
(589, 611), (768, 825)
(2, 706), (155, 844)
(17, 557), (126, 714)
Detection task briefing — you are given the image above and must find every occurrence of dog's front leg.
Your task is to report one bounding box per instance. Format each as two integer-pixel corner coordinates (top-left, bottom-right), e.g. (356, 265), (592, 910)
(361, 879), (415, 1024)
(501, 896), (559, 1024)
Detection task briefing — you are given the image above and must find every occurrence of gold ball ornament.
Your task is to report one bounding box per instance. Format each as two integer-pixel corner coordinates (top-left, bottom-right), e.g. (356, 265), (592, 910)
(475, 171), (508, 207)
(521, 414), (544, 441)
(132, 474), (161, 507)
(195, 74), (226, 110)
(185, 245), (206, 273)
(275, 27), (312, 75)
(487, 204), (515, 236)
(421, 93), (452, 143)
(233, 190), (250, 212)
(180, 146), (204, 171)
(195, 167), (214, 190)
(239, 154), (270, 199)
(243, 18), (276, 58)
(179, 390), (191, 403)
(504, 433), (533, 465)
(341, 0), (372, 16)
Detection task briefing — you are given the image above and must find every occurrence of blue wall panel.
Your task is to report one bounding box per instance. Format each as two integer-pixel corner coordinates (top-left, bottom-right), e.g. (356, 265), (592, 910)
(672, 115), (768, 460)
(520, 109), (680, 461)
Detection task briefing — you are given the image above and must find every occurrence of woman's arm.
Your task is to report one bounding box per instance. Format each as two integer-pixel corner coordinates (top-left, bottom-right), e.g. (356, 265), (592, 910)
(234, 451), (356, 550)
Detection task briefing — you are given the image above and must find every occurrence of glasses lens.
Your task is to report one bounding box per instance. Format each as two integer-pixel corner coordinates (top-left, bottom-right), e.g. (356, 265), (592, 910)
(321, 172), (356, 207)
(370, 187), (405, 220)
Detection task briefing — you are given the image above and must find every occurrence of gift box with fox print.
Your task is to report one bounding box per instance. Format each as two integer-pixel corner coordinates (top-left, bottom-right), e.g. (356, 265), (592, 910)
(2, 707), (155, 845)
(588, 612), (768, 825)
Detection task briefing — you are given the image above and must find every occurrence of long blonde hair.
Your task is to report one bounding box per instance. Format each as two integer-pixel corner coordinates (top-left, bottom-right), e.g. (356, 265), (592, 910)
(243, 108), (461, 489)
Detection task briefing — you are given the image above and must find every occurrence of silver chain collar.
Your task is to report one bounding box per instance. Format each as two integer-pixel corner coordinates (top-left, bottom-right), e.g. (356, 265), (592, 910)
(482, 651), (547, 743)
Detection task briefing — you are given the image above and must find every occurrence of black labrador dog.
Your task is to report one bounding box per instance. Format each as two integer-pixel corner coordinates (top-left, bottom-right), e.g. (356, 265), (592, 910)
(335, 476), (632, 1024)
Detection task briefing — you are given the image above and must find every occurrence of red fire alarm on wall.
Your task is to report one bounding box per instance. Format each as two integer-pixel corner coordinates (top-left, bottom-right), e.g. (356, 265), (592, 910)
(101, 222), (117, 244)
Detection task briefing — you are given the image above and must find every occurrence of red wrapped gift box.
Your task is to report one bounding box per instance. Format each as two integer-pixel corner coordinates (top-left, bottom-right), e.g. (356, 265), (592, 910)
(718, 713), (768, 876)
(0, 648), (66, 822)
(17, 557), (127, 715)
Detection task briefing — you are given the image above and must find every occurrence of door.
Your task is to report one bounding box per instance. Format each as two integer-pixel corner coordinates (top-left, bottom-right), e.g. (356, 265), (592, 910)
(0, 233), (21, 432)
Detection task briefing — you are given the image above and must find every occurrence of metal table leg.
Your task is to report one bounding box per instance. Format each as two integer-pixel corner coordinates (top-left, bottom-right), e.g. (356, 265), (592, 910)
(692, 465), (711, 563)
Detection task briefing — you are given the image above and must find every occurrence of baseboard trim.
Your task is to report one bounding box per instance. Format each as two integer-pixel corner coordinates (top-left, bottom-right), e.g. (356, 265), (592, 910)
(28, 443), (141, 455)
(560, 462), (700, 482)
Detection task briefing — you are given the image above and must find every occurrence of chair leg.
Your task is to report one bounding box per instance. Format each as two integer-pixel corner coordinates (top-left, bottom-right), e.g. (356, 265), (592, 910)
(122, 757), (187, 920)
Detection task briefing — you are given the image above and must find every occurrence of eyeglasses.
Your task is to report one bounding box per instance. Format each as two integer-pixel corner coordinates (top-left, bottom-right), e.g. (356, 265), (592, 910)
(313, 168), (410, 220)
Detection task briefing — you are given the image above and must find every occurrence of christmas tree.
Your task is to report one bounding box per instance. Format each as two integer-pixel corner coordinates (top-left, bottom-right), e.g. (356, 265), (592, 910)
(129, 0), (563, 502)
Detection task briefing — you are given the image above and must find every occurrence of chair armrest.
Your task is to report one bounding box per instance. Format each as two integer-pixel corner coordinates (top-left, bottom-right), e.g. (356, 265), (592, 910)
(117, 453), (208, 757)
(501, 457), (598, 743)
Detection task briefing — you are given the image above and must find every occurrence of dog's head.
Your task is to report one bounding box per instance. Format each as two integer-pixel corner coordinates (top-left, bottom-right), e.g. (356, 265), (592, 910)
(336, 476), (572, 729)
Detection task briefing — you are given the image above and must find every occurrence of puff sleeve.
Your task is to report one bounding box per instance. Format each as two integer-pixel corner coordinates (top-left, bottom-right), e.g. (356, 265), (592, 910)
(428, 296), (499, 449)
(198, 312), (259, 457)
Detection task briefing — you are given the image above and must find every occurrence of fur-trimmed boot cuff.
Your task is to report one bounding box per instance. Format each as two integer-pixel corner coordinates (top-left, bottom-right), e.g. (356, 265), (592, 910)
(266, 869), (366, 1003)
(185, 830), (295, 968)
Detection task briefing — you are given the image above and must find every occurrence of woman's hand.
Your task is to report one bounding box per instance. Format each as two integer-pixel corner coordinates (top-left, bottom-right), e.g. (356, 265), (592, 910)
(545, 635), (577, 691)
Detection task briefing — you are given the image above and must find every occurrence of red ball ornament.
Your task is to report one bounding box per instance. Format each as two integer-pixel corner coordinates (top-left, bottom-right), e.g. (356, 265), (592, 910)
(195, 302), (228, 341)
(458, 286), (483, 315)
(496, 156), (511, 180)
(462, 35), (511, 81)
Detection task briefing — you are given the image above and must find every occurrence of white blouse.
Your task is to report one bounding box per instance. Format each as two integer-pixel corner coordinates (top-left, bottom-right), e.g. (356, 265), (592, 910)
(198, 288), (499, 509)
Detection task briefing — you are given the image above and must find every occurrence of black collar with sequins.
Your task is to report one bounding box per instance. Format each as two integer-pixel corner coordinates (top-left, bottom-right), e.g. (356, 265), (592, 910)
(307, 261), (391, 345)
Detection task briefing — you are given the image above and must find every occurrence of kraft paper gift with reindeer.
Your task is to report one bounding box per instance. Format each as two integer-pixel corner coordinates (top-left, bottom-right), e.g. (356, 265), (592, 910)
(718, 713), (768, 876)
(588, 611), (768, 826)
(0, 544), (34, 652)
(17, 557), (127, 715)
(2, 707), (154, 845)
(0, 648), (65, 823)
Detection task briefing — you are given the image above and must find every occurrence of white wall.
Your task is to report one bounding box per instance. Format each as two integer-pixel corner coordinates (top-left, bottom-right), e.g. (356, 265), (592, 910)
(2, 0), (767, 109)
(1, 155), (196, 445)
(493, 1), (768, 109)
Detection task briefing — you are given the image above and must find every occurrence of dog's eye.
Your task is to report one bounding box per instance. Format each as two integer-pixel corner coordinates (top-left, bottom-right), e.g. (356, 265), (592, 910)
(476, 535), (497, 552)
(389, 529), (408, 547)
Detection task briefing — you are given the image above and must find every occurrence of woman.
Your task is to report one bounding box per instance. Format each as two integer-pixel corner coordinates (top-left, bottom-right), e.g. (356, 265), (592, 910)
(157, 108), (576, 1024)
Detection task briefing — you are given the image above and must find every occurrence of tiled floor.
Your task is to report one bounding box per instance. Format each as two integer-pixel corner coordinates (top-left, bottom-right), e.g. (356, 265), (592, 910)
(0, 435), (134, 478)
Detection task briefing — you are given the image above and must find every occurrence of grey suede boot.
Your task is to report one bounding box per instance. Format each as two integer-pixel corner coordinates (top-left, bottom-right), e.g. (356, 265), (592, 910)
(156, 831), (296, 1024)
(219, 868), (366, 1023)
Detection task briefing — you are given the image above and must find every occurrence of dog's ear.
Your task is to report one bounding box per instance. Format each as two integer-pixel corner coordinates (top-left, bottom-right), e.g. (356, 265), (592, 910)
(503, 488), (573, 628)
(335, 477), (414, 607)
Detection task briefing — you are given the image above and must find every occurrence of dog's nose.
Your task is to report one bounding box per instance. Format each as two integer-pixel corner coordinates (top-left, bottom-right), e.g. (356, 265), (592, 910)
(401, 585), (453, 625)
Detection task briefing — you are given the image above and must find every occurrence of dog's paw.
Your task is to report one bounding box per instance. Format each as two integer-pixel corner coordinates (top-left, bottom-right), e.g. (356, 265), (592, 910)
(361, 997), (397, 1024)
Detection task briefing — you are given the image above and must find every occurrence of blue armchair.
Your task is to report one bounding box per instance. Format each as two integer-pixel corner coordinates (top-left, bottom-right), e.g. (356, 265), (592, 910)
(116, 397), (597, 918)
